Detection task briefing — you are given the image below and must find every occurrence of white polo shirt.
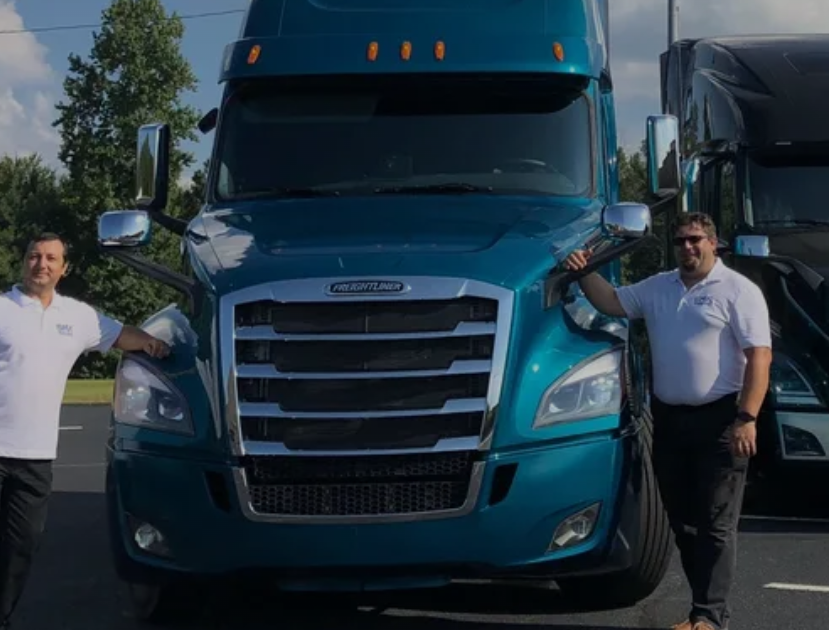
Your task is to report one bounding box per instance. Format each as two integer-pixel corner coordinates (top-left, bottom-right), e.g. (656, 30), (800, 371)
(616, 258), (771, 406)
(0, 286), (124, 460)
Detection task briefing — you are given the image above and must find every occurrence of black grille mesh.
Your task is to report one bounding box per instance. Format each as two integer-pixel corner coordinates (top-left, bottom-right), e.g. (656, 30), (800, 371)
(244, 452), (475, 516)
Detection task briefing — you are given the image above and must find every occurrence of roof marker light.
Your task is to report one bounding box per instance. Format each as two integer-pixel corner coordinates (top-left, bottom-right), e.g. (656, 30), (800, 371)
(401, 41), (412, 61)
(434, 41), (445, 61)
(247, 44), (261, 65)
(367, 41), (379, 61)
(553, 42), (565, 62)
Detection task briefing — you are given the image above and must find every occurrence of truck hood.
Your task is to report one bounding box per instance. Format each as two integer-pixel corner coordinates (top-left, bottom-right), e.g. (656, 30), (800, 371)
(187, 196), (602, 295)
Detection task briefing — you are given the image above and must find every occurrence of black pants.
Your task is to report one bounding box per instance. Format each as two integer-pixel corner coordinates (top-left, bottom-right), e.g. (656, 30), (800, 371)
(0, 458), (53, 626)
(651, 393), (747, 630)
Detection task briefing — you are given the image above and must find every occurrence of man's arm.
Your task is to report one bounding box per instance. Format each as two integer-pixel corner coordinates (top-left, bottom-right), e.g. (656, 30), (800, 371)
(578, 273), (628, 318)
(738, 346), (772, 419)
(729, 281), (773, 418)
(728, 281), (773, 458)
(563, 249), (640, 318)
(113, 325), (171, 359)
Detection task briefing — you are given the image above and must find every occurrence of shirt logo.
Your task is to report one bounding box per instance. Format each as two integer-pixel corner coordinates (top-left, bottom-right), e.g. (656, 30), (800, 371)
(56, 324), (73, 337)
(693, 295), (713, 306)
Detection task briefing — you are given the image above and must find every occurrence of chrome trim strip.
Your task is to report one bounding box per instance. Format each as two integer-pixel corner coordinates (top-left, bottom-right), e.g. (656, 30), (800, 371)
(235, 360), (492, 380)
(230, 461), (486, 524)
(235, 321), (497, 341)
(243, 436), (479, 456)
(239, 398), (487, 419)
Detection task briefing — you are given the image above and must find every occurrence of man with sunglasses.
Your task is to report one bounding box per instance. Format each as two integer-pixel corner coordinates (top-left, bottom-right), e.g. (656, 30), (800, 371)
(563, 212), (771, 630)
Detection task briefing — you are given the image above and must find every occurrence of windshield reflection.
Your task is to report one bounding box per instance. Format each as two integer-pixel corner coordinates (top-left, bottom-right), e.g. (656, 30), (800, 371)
(213, 76), (594, 201)
(748, 155), (829, 228)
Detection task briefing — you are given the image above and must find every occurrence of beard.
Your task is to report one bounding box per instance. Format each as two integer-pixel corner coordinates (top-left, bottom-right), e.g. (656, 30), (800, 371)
(679, 254), (703, 274)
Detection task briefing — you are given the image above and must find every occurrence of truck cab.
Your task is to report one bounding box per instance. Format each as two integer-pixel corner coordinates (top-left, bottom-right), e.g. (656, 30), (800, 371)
(98, 0), (682, 622)
(660, 34), (829, 481)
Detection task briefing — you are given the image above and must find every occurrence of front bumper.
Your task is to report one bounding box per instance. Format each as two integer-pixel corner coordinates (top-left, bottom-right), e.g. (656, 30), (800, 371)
(107, 433), (638, 590)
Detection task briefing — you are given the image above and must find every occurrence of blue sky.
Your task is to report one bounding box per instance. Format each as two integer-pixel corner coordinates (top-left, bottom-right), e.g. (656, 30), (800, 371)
(7, 0), (244, 182)
(5, 0), (829, 185)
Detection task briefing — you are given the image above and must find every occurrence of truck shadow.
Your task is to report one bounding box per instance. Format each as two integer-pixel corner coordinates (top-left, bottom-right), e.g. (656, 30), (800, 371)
(163, 586), (669, 630)
(18, 492), (668, 630)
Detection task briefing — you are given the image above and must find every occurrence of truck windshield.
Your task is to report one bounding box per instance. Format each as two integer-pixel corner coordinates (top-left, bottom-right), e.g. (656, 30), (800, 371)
(213, 77), (593, 200)
(748, 154), (829, 228)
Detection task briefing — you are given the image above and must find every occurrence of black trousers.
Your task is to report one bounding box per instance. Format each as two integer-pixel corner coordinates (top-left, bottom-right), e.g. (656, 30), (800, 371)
(0, 458), (53, 626)
(651, 393), (747, 630)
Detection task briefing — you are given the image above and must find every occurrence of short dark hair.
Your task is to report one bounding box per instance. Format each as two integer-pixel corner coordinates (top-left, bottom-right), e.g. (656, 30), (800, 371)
(25, 232), (70, 262)
(672, 212), (717, 239)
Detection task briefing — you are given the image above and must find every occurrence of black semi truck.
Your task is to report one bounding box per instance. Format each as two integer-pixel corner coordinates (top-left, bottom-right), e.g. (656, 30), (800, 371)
(658, 34), (829, 483)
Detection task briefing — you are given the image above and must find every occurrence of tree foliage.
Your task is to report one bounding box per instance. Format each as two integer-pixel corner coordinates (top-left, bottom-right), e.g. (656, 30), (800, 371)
(51, 0), (202, 377)
(0, 155), (68, 289)
(618, 144), (666, 285)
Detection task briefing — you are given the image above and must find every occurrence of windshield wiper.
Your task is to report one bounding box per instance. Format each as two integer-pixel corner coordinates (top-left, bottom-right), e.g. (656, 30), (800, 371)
(233, 187), (341, 200)
(372, 183), (494, 195)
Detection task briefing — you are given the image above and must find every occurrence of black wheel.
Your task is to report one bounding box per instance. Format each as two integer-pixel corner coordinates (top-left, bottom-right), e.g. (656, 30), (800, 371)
(557, 406), (673, 609)
(127, 581), (193, 625)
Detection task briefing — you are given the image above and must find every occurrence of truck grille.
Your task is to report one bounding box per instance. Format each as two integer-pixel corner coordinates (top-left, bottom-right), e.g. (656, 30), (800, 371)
(244, 452), (474, 517)
(221, 277), (513, 522)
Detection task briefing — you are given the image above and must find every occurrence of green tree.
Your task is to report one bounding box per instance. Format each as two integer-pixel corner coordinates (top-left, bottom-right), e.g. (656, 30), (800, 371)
(52, 0), (202, 377)
(172, 158), (209, 221)
(618, 144), (666, 285)
(0, 155), (67, 290)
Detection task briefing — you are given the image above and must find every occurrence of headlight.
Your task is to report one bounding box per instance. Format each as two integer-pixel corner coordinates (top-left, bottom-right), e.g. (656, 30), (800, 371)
(533, 348), (624, 428)
(770, 354), (822, 407)
(114, 358), (193, 435)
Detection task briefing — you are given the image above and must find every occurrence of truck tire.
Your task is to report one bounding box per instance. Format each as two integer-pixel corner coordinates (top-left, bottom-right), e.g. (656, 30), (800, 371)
(556, 406), (673, 609)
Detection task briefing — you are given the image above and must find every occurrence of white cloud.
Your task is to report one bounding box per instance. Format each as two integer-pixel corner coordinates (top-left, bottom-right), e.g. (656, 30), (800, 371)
(0, 1), (59, 163)
(610, 0), (829, 152)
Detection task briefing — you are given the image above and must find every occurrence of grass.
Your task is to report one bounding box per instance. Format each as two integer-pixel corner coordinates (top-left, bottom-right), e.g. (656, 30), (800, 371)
(63, 379), (114, 405)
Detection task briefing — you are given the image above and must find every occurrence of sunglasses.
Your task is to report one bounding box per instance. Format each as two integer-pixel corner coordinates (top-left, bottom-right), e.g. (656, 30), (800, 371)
(672, 235), (708, 247)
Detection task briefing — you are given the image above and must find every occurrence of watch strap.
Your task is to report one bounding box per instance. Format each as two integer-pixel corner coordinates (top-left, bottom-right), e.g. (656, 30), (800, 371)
(736, 410), (756, 423)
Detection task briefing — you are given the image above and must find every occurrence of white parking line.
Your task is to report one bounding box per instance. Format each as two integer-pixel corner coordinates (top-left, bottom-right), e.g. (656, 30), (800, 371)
(764, 582), (829, 593)
(59, 425), (83, 431)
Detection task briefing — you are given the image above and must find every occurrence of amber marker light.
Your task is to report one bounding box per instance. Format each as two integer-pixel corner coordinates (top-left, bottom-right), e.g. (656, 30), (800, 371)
(401, 41), (412, 61)
(434, 41), (445, 61)
(247, 44), (261, 65)
(367, 41), (379, 61)
(553, 42), (565, 62)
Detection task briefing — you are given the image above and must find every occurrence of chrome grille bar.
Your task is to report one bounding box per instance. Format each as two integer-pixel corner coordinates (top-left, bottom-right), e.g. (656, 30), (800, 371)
(235, 321), (497, 341)
(235, 360), (492, 380)
(219, 276), (514, 522)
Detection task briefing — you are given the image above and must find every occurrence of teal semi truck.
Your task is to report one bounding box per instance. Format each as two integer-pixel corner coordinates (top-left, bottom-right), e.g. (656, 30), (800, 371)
(97, 0), (683, 622)
(659, 33), (829, 486)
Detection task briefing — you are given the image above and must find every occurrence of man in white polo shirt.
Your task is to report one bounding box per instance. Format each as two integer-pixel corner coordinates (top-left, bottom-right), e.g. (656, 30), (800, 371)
(564, 212), (771, 630)
(0, 232), (170, 628)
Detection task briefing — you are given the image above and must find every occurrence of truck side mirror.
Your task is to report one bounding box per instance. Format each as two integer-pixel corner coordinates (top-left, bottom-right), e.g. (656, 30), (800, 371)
(546, 202), (653, 307)
(98, 210), (152, 248)
(136, 123), (171, 212)
(733, 234), (770, 258)
(646, 115), (681, 198)
(601, 202), (652, 241)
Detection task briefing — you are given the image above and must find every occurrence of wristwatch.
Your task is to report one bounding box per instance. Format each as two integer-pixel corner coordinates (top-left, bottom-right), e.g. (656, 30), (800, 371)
(736, 410), (756, 423)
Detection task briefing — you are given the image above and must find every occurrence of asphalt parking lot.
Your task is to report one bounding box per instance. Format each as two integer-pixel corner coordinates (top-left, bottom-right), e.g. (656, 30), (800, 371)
(11, 405), (829, 629)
